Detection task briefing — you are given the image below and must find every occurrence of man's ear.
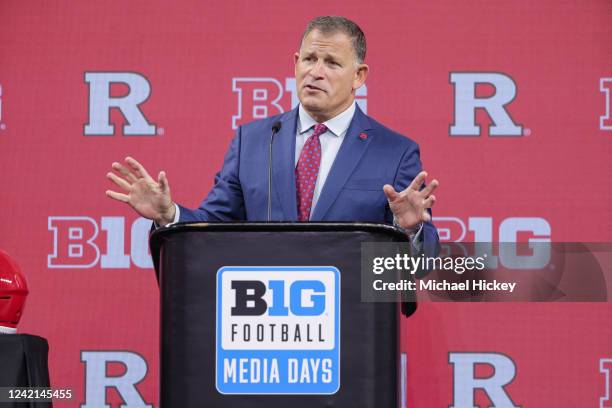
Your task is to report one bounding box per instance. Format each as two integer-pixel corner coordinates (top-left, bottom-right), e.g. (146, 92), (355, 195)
(353, 64), (369, 91)
(294, 53), (300, 79)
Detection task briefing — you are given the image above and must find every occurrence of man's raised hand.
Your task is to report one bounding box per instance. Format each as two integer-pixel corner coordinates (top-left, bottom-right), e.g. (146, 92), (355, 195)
(383, 171), (439, 231)
(106, 157), (176, 226)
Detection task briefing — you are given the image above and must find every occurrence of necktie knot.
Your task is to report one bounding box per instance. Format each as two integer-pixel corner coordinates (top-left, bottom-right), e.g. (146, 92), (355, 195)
(312, 123), (328, 138)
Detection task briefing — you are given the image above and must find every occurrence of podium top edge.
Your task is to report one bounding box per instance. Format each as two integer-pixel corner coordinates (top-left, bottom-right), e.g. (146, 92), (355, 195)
(150, 221), (408, 242)
(148, 222), (408, 278)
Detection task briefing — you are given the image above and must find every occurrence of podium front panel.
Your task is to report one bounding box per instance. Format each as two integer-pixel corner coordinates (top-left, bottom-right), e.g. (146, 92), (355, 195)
(153, 223), (406, 408)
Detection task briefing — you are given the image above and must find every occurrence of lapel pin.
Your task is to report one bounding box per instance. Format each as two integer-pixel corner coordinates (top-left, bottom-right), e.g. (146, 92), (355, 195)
(359, 132), (368, 140)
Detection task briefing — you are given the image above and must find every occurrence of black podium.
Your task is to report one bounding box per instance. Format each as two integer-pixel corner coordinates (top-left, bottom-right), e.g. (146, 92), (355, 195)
(150, 222), (408, 408)
(0, 334), (52, 408)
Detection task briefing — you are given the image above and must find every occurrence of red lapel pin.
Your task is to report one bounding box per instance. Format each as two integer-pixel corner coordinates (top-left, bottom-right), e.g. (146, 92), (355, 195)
(359, 132), (368, 140)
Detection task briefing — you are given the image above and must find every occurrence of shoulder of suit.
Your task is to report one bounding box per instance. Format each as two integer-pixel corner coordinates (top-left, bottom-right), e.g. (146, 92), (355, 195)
(364, 114), (419, 150)
(237, 110), (293, 138)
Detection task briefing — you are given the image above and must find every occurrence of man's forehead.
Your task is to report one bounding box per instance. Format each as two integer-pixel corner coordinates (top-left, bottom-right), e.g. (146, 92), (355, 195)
(300, 30), (352, 53)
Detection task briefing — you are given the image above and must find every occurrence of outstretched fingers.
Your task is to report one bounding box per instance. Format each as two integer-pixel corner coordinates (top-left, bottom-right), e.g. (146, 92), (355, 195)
(125, 156), (152, 180)
(112, 162), (137, 183)
(383, 184), (399, 201)
(423, 194), (436, 209)
(106, 190), (129, 203)
(107, 172), (131, 191)
(408, 171), (428, 191)
(421, 179), (439, 197)
(158, 171), (170, 193)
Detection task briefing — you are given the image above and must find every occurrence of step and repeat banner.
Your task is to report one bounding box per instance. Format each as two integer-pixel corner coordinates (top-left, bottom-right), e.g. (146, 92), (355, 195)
(1, 1), (611, 407)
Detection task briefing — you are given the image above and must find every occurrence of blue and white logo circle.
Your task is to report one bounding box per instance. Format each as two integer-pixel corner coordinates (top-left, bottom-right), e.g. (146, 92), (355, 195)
(216, 266), (340, 394)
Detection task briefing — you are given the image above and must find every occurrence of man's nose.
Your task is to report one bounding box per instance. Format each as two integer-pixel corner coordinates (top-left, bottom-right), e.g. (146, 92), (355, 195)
(309, 60), (325, 78)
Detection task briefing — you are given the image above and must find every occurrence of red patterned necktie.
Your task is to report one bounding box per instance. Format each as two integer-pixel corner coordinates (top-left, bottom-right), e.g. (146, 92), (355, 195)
(295, 123), (327, 221)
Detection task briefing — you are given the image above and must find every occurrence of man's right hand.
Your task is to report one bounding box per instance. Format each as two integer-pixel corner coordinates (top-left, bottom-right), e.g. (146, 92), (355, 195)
(106, 157), (176, 226)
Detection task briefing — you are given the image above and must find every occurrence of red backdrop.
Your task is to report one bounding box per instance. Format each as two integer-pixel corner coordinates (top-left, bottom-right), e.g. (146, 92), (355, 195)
(1, 1), (611, 406)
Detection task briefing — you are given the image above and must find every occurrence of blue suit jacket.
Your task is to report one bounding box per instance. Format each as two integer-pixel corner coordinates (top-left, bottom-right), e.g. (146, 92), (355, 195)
(178, 105), (439, 251)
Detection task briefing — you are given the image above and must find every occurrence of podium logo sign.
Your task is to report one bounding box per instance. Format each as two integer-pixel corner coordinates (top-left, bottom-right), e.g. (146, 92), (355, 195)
(216, 266), (340, 394)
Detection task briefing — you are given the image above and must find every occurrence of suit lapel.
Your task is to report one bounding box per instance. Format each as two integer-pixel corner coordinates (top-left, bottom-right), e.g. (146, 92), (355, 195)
(311, 105), (373, 221)
(272, 108), (299, 220)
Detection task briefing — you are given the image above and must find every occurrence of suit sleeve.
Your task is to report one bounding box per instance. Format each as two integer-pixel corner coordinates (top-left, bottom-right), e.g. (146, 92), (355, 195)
(177, 126), (246, 222)
(388, 142), (440, 257)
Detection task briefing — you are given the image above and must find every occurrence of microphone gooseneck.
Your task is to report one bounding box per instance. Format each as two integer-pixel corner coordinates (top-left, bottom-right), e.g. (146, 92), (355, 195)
(268, 121), (282, 221)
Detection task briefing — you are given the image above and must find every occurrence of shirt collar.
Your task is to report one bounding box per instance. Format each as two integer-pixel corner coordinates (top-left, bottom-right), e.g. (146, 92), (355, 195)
(298, 101), (356, 137)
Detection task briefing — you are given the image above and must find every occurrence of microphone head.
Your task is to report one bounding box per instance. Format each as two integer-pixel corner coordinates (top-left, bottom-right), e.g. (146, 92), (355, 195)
(271, 121), (282, 133)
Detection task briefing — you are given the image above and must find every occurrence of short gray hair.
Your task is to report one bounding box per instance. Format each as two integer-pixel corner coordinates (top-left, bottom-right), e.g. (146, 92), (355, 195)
(301, 16), (367, 64)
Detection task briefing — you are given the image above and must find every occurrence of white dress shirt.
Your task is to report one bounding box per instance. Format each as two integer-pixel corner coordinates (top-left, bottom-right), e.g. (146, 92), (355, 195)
(296, 102), (356, 217)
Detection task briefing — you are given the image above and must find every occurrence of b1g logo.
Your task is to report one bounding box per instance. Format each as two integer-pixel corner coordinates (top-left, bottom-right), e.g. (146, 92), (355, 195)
(434, 216), (551, 243)
(48, 216), (153, 269)
(434, 216), (552, 269)
(232, 77), (368, 129)
(216, 266), (340, 394)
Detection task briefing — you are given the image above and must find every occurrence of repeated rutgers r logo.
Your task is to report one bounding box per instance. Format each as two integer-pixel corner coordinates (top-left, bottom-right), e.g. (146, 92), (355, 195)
(450, 72), (525, 137)
(232, 77), (368, 129)
(0, 83), (5, 131)
(84, 72), (158, 136)
(601, 78), (612, 131)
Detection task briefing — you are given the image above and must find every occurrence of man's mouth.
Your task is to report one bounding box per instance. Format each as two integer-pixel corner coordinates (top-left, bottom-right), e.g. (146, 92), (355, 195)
(304, 84), (325, 92)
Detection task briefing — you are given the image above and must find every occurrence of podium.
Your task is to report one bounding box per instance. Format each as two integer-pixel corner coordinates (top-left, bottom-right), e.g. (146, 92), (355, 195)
(0, 334), (52, 408)
(150, 222), (409, 408)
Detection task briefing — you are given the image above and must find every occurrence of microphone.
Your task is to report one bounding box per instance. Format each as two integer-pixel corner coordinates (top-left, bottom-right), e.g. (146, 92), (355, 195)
(268, 121), (282, 221)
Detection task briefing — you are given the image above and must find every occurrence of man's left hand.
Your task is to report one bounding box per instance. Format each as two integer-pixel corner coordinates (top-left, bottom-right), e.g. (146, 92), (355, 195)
(383, 171), (439, 231)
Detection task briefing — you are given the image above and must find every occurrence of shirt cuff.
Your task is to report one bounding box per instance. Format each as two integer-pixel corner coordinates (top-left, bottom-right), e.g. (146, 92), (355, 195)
(410, 223), (424, 252)
(393, 216), (424, 251)
(153, 203), (180, 228)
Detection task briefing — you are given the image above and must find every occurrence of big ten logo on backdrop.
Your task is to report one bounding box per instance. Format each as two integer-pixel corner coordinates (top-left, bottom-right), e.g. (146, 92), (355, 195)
(231, 77), (368, 129)
(216, 266), (340, 394)
(448, 352), (520, 408)
(84, 72), (161, 136)
(47, 216), (153, 269)
(434, 216), (551, 269)
(81, 351), (153, 408)
(434, 216), (551, 243)
(450, 72), (528, 137)
(601, 78), (612, 131)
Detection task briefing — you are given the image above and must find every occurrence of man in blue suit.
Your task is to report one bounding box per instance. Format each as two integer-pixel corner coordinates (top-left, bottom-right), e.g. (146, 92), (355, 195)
(107, 16), (439, 250)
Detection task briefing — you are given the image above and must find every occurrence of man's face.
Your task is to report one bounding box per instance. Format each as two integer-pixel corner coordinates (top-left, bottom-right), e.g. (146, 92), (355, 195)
(294, 29), (368, 122)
